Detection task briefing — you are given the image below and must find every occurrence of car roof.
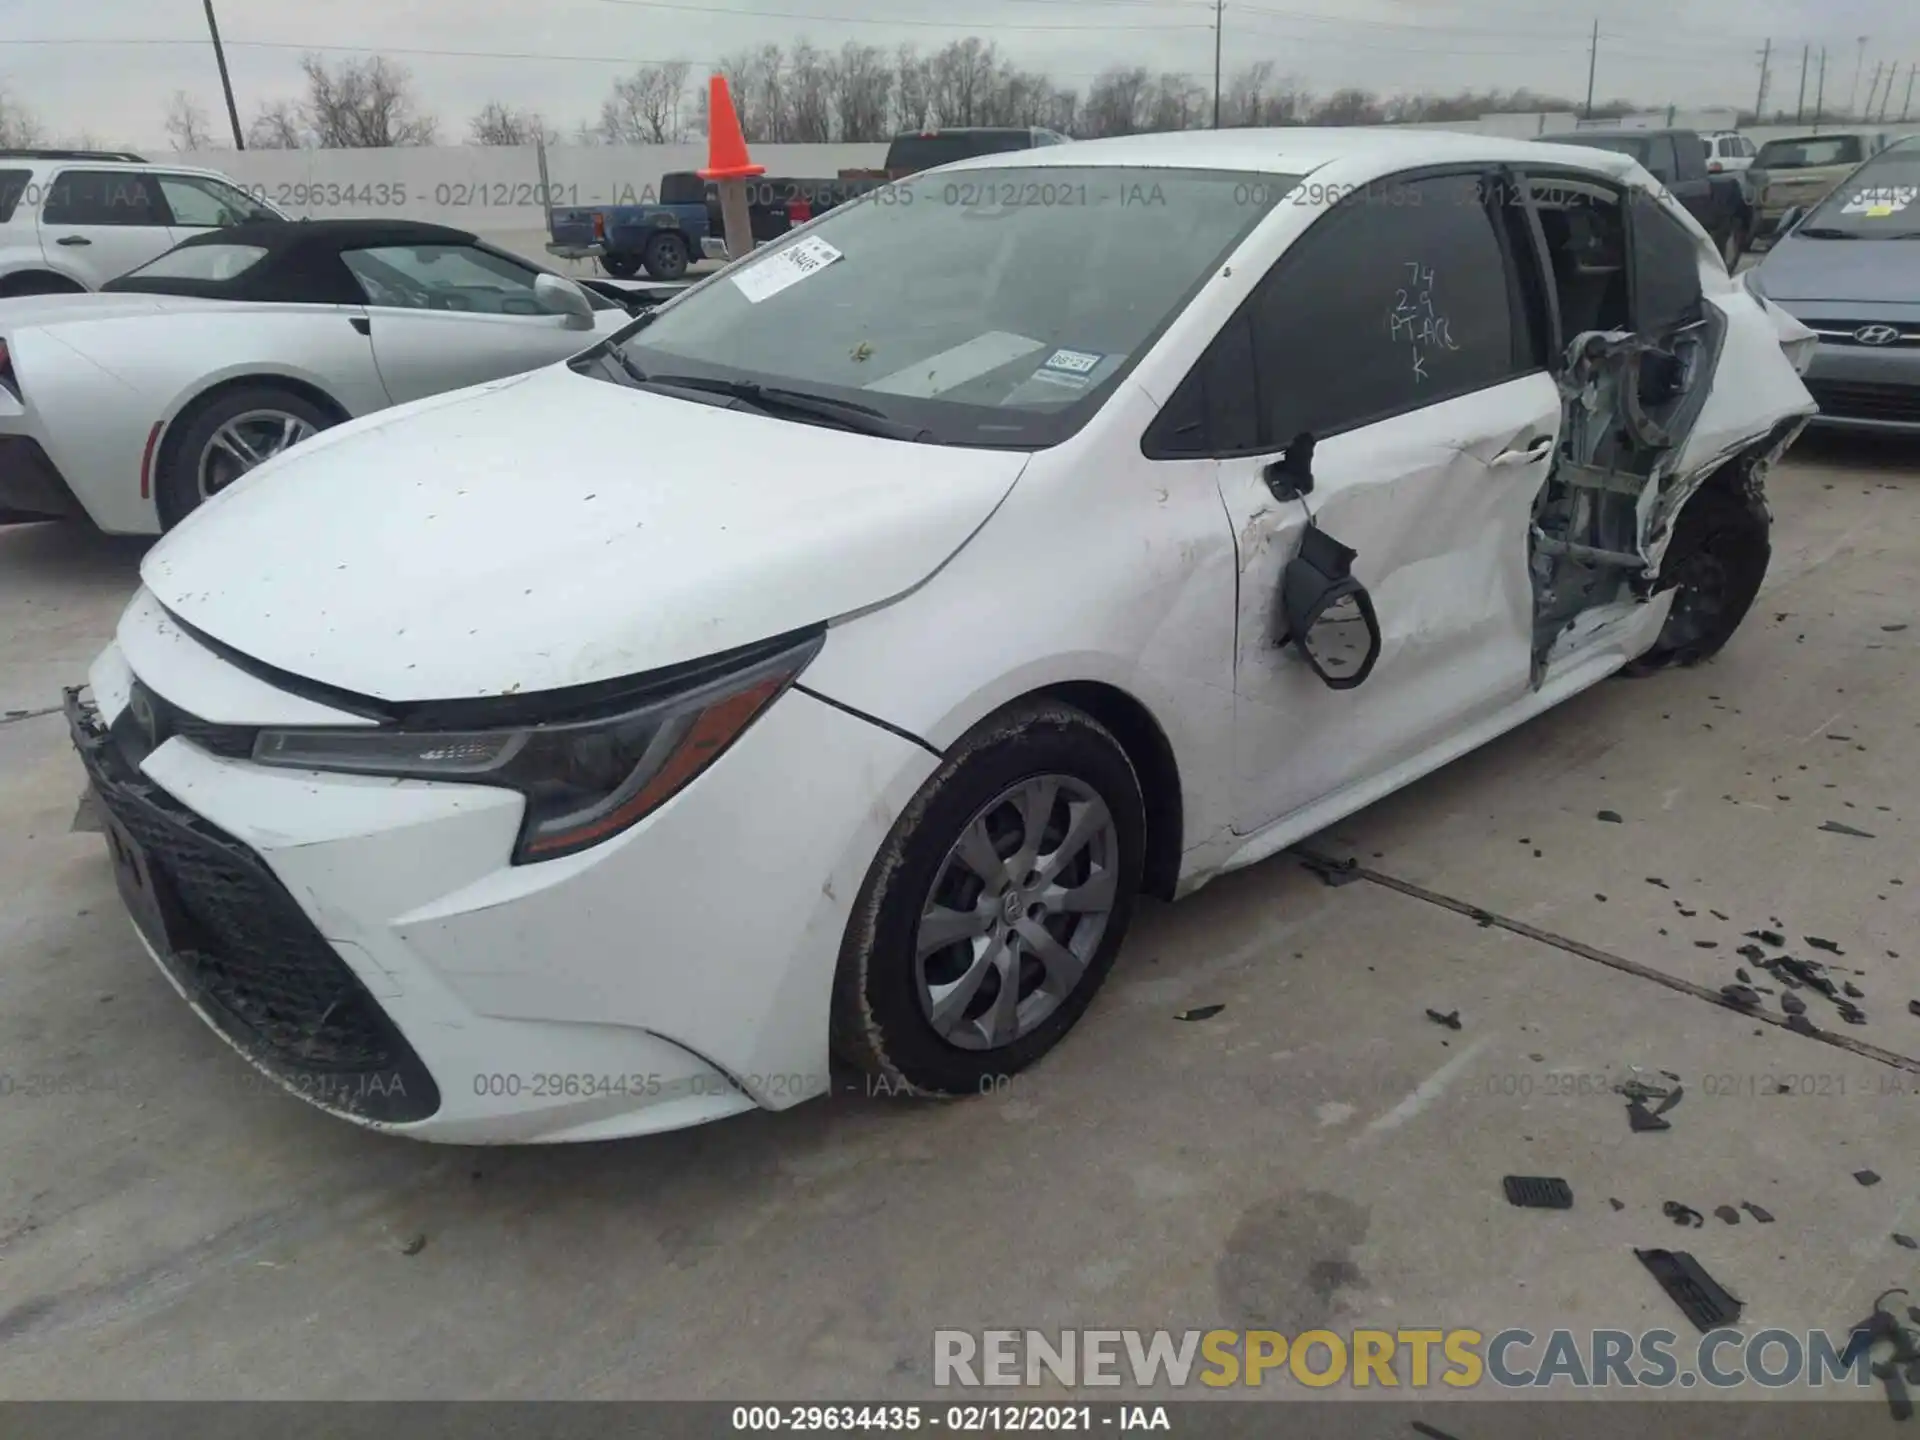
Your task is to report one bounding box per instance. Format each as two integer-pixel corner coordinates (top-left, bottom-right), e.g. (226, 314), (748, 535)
(1757, 130), (1874, 144)
(930, 126), (1645, 181)
(101, 218), (488, 305)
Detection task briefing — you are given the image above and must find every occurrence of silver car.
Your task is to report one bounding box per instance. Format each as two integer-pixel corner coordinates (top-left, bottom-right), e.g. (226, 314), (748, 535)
(1745, 137), (1920, 433)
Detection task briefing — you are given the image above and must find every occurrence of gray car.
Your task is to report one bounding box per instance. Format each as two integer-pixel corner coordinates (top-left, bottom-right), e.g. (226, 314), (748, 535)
(1744, 137), (1920, 432)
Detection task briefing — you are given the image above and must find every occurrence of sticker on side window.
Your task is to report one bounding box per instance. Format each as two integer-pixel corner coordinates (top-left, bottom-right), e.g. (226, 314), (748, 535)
(731, 236), (844, 304)
(1030, 347), (1106, 389)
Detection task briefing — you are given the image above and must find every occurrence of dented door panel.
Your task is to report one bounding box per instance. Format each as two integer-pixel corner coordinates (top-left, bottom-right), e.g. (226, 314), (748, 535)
(1224, 373), (1559, 834)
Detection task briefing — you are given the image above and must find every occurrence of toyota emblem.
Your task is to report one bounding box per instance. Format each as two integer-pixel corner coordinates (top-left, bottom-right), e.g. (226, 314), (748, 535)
(1854, 324), (1902, 347)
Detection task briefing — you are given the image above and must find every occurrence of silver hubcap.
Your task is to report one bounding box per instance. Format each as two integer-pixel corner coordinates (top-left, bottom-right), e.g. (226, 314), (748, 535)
(198, 409), (317, 500)
(914, 774), (1120, 1052)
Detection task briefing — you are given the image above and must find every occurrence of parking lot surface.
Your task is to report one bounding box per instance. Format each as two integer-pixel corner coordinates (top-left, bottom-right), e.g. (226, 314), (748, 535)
(0, 436), (1915, 1412)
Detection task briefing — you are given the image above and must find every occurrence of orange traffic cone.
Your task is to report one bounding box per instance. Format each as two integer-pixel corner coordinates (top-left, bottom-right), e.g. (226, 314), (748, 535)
(699, 74), (765, 181)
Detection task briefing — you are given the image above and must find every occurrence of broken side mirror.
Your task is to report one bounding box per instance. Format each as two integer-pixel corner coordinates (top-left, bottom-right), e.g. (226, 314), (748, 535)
(1278, 525), (1382, 690)
(1263, 431), (1316, 501)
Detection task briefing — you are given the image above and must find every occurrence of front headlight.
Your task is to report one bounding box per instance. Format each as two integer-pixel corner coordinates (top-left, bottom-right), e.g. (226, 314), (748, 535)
(252, 631), (822, 863)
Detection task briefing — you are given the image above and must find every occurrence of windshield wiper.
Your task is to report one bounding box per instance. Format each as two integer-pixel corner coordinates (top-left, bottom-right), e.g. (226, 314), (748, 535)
(642, 374), (935, 443)
(1793, 226), (1862, 239)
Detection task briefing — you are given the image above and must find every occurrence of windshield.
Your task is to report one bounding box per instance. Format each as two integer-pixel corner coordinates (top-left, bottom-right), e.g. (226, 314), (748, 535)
(1755, 136), (1864, 170)
(590, 166), (1297, 448)
(1797, 144), (1920, 238)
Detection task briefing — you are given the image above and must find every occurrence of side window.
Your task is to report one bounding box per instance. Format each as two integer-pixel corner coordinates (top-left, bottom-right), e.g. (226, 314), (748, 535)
(156, 174), (265, 228)
(1644, 136), (1679, 182)
(0, 168), (29, 224)
(343, 243), (546, 315)
(1144, 312), (1259, 457)
(41, 170), (164, 227)
(1253, 172), (1520, 444)
(1631, 201), (1705, 334)
(1523, 174), (1629, 343)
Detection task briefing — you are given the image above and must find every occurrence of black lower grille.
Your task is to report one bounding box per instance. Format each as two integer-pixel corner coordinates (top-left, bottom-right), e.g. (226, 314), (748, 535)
(68, 691), (439, 1124)
(1806, 380), (1920, 424)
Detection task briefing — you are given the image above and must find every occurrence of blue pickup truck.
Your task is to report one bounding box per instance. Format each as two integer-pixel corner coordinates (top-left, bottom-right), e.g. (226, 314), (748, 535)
(548, 127), (1072, 280)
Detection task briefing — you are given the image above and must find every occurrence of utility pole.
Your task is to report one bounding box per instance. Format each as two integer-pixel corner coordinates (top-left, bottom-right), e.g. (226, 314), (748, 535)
(1584, 18), (1599, 120)
(1848, 36), (1867, 117)
(1212, 0), (1223, 129)
(202, 0), (245, 150)
(1813, 47), (1827, 129)
(1879, 61), (1901, 121)
(1796, 44), (1809, 123)
(1904, 63), (1917, 122)
(1753, 39), (1771, 122)
(1863, 62), (1884, 121)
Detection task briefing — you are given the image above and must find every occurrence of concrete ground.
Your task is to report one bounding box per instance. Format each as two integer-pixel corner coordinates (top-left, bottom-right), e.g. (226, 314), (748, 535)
(0, 434), (1916, 1419)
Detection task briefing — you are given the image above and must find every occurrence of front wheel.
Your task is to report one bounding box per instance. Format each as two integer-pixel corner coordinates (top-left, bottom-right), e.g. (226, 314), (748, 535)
(643, 232), (689, 281)
(600, 253), (641, 279)
(1627, 480), (1771, 674)
(155, 386), (337, 531)
(831, 701), (1145, 1096)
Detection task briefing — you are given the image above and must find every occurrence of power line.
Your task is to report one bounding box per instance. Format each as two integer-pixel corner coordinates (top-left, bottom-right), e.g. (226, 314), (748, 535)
(579, 0), (1211, 30)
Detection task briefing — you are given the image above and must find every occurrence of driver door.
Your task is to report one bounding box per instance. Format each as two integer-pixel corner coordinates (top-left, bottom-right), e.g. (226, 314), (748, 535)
(1196, 170), (1561, 835)
(341, 242), (621, 404)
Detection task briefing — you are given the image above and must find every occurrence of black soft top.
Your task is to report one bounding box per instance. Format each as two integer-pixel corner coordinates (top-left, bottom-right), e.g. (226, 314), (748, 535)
(103, 219), (486, 305)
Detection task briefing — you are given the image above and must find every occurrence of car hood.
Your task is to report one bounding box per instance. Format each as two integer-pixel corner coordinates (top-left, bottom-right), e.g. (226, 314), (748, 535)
(142, 365), (1028, 702)
(1753, 235), (1920, 304)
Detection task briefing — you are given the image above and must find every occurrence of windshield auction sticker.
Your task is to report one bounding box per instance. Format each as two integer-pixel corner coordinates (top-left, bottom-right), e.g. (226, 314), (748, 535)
(1840, 185), (1916, 217)
(731, 236), (844, 304)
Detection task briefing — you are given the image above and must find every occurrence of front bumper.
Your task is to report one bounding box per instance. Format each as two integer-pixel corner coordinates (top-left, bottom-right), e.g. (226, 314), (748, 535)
(70, 624), (939, 1143)
(545, 241), (604, 261)
(1801, 342), (1920, 433)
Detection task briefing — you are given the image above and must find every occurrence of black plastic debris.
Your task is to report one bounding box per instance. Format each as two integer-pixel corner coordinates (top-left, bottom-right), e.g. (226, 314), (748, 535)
(1426, 1009), (1463, 1031)
(1885, 624), (1910, 633)
(1630, 1099), (1673, 1132)
(1714, 1205), (1741, 1225)
(1857, 1170), (1883, 1187)
(400, 1234), (427, 1256)
(1504, 1176), (1574, 1210)
(1821, 821), (1876, 838)
(1646, 877), (1669, 889)
(1749, 929), (1786, 948)
(1741, 1202), (1775, 1223)
(1694, 940), (1718, 950)
(1896, 1235), (1919, 1251)
(1663, 1201), (1705, 1228)
(1788, 1013), (1818, 1036)
(1596, 893), (1609, 903)
(1806, 936), (1845, 955)
(1176, 1005), (1225, 1022)
(1636, 1248), (1742, 1332)
(1838, 1002), (1868, 1026)
(1781, 993), (1808, 1016)
(1845, 982), (1866, 999)
(1844, 1289), (1920, 1423)
(1609, 1197), (1625, 1211)
(1721, 984), (1761, 1010)
(1300, 854), (1362, 888)
(1911, 1001), (1920, 1019)
(1410, 1423), (1466, 1440)
(1736, 966), (1755, 983)
(1597, 810), (1623, 823)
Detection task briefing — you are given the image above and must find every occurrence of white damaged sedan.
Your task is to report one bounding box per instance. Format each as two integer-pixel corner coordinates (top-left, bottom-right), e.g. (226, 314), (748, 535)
(69, 130), (1817, 1142)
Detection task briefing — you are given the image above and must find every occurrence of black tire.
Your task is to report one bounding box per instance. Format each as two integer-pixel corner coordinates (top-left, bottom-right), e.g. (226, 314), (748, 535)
(0, 271), (85, 297)
(600, 253), (642, 279)
(831, 701), (1146, 1097)
(155, 385), (338, 532)
(643, 232), (689, 281)
(1626, 479), (1771, 674)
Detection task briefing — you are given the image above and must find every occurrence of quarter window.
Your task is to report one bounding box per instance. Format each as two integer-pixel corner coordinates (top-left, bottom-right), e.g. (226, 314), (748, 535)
(1631, 201), (1705, 334)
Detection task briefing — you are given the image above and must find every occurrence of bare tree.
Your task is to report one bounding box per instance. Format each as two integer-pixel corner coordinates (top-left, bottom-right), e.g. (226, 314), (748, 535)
(468, 101), (555, 146)
(893, 44), (932, 132)
(164, 92), (216, 151)
(1145, 72), (1206, 132)
(0, 81), (45, 147)
(247, 99), (308, 149)
(299, 54), (438, 147)
(1081, 66), (1151, 137)
(1311, 88), (1384, 126)
(926, 38), (1000, 127)
(827, 42), (891, 142)
(788, 41), (832, 142)
(599, 62), (690, 144)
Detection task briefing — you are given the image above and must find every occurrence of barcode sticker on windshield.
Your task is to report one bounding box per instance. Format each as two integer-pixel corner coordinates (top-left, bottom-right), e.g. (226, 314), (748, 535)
(1841, 185), (1916, 216)
(732, 236), (844, 304)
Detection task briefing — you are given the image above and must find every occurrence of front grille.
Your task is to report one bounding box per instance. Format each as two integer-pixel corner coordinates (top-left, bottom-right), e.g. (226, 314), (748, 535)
(1805, 380), (1920, 425)
(70, 693), (439, 1124)
(1808, 324), (1920, 349)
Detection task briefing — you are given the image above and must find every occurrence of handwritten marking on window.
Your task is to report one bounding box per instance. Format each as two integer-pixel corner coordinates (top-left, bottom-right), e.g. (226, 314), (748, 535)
(1390, 261), (1460, 383)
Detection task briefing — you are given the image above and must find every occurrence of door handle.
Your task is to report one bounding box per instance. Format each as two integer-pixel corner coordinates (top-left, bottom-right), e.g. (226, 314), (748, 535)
(1492, 435), (1554, 467)
(55, 235), (92, 246)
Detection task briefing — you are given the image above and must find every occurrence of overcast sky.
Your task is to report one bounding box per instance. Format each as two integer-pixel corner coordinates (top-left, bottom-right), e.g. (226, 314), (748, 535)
(3, 0), (1917, 147)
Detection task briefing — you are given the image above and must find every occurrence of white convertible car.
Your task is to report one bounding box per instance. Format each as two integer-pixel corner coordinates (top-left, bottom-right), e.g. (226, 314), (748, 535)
(0, 219), (637, 533)
(70, 130), (1818, 1143)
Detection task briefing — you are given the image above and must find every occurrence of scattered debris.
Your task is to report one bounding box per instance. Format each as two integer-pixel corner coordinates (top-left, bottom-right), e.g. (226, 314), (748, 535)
(1896, 1235), (1919, 1251)
(400, 1234), (428, 1256)
(1609, 1198), (1625, 1212)
(1646, 877), (1669, 889)
(1884, 624), (1910, 633)
(1663, 1202), (1705, 1228)
(1838, 1002), (1868, 1026)
(1781, 993), (1808, 1016)
(1503, 1176), (1574, 1210)
(1300, 854), (1362, 888)
(1597, 810), (1623, 823)
(1720, 984), (1761, 1010)
(1410, 1423), (1466, 1440)
(1636, 1248), (1742, 1332)
(1714, 1205), (1741, 1225)
(1425, 1009), (1463, 1031)
(1595, 893), (1609, 903)
(1845, 982), (1866, 1000)
(1806, 937), (1845, 955)
(1820, 821), (1876, 838)
(1788, 1013), (1818, 1036)
(1694, 940), (1718, 950)
(1629, 1099), (1673, 1132)
(1176, 1005), (1225, 1022)
(1911, 1001), (1920, 1019)
(1740, 1202), (1775, 1224)
(1844, 1288), (1920, 1423)
(1856, 1170), (1883, 1188)
(1748, 929), (1787, 948)
(1736, 966), (1755, 982)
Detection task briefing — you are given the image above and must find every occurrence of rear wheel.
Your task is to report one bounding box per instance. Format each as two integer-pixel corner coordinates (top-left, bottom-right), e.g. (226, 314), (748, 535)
(600, 253), (641, 279)
(831, 701), (1145, 1096)
(643, 232), (689, 281)
(1627, 480), (1771, 673)
(155, 386), (337, 531)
